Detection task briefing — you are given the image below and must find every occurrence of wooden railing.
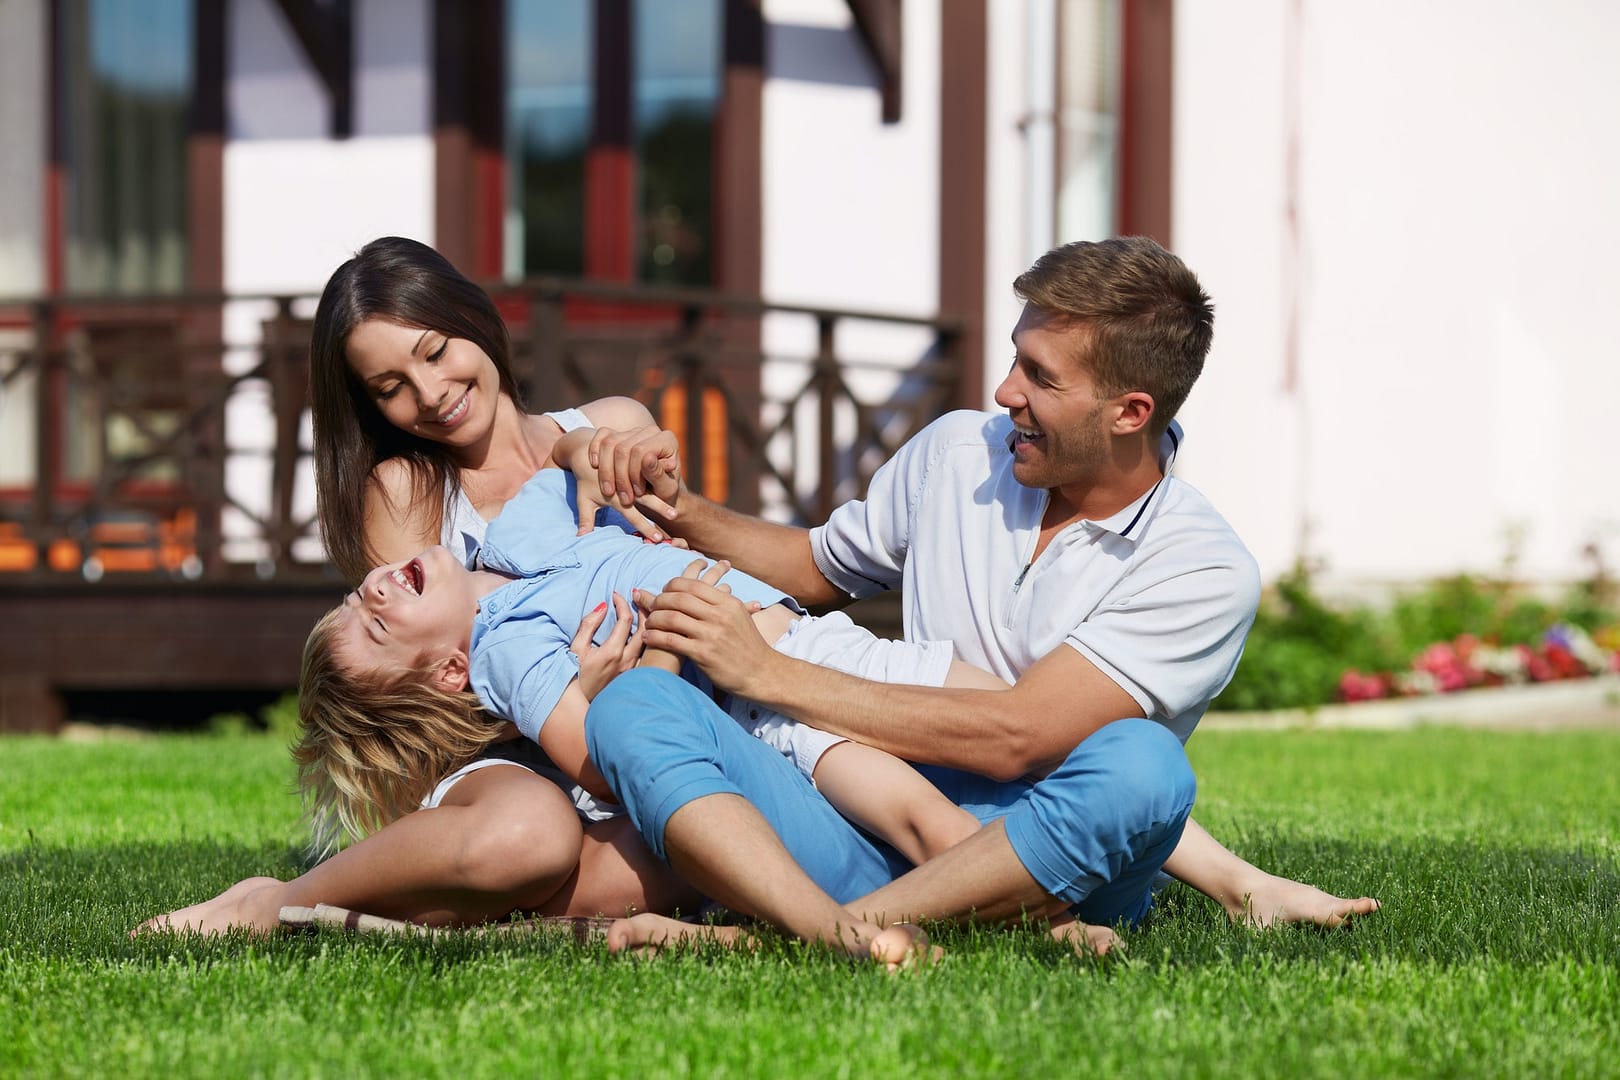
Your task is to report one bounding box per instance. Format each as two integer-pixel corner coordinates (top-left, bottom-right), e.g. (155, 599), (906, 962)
(0, 281), (962, 587)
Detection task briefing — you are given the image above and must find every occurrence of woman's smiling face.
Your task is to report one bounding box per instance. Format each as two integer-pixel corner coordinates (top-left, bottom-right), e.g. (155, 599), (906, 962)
(344, 317), (501, 448)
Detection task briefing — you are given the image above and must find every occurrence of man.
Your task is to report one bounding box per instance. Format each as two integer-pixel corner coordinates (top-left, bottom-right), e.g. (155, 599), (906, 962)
(583, 238), (1377, 955)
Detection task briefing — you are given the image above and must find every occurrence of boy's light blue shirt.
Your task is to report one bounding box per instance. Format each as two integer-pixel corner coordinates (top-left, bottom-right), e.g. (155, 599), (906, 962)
(468, 469), (794, 744)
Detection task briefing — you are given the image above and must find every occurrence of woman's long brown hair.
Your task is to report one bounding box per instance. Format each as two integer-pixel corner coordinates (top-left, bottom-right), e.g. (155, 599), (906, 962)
(309, 237), (528, 583)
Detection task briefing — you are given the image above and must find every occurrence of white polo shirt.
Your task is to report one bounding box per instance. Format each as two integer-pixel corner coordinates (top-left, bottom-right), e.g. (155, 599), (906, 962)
(809, 410), (1260, 743)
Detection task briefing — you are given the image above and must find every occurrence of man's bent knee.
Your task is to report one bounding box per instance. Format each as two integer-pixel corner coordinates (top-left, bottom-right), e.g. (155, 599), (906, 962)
(1083, 718), (1196, 822)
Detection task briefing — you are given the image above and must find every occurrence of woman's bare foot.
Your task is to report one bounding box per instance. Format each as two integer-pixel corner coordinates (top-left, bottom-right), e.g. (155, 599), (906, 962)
(868, 922), (940, 972)
(1048, 915), (1123, 957)
(132, 876), (286, 937)
(1229, 871), (1380, 928)
(606, 912), (752, 956)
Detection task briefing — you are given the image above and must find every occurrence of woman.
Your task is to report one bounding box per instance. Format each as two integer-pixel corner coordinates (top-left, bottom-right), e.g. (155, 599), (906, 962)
(141, 237), (693, 934)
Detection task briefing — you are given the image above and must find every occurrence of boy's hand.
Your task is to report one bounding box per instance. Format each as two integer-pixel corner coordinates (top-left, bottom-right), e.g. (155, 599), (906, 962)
(641, 560), (771, 697)
(630, 587), (684, 675)
(570, 592), (644, 700)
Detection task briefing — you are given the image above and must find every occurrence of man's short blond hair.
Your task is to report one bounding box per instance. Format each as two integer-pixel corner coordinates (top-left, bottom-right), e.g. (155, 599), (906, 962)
(1013, 236), (1214, 435)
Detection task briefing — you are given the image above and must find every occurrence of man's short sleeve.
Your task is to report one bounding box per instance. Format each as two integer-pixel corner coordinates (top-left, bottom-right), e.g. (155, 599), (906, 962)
(810, 413), (949, 599)
(1066, 555), (1260, 741)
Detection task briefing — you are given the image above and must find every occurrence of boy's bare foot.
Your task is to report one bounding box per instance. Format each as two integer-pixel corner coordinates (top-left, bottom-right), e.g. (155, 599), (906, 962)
(1048, 915), (1123, 957)
(1230, 871), (1380, 928)
(606, 912), (751, 956)
(132, 876), (285, 937)
(868, 921), (940, 972)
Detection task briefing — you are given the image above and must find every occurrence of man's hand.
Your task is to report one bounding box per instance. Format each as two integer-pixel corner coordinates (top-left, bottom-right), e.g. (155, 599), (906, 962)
(640, 559), (776, 698)
(570, 592), (644, 700)
(556, 426), (681, 539)
(588, 425), (685, 515)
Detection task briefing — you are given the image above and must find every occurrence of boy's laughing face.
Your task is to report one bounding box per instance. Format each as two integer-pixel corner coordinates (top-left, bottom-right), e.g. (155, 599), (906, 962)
(335, 545), (479, 684)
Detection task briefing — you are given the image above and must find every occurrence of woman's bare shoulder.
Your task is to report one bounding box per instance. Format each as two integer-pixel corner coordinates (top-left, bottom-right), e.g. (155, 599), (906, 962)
(364, 458), (440, 560)
(577, 396), (656, 430)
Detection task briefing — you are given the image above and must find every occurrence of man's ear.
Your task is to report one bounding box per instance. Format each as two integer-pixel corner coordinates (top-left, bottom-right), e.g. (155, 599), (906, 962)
(1112, 391), (1155, 436)
(430, 651), (471, 693)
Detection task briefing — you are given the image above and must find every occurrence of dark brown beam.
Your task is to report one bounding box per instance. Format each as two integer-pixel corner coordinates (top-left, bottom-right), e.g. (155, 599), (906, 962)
(586, 0), (634, 281)
(271, 0), (353, 137)
(939, 0), (986, 408)
(433, 0), (503, 277)
(1118, 0), (1173, 243)
(716, 0), (766, 512)
(846, 0), (903, 123)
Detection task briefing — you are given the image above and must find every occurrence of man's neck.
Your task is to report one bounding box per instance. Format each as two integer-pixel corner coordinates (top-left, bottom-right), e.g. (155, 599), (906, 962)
(1043, 439), (1164, 533)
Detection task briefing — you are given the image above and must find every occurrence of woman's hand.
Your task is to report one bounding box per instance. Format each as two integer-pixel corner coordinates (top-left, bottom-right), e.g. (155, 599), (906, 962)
(570, 592), (644, 700)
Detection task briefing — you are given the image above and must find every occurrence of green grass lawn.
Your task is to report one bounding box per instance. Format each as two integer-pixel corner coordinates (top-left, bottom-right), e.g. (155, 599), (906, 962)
(3, 727), (1616, 1078)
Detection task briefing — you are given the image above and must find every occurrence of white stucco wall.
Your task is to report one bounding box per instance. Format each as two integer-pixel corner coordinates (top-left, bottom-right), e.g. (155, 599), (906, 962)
(220, 0), (435, 562)
(757, 0), (944, 515)
(224, 0), (435, 297)
(1173, 0), (1620, 588)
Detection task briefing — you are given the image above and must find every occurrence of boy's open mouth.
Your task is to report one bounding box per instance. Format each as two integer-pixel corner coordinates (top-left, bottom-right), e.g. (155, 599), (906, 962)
(390, 558), (424, 596)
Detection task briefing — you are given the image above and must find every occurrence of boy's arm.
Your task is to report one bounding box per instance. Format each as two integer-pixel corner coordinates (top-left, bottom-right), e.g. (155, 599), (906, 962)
(810, 742), (979, 866)
(554, 427), (683, 541)
(533, 682), (615, 801)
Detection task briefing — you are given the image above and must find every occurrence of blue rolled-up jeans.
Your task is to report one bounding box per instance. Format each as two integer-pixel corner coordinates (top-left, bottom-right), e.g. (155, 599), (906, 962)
(585, 668), (1195, 926)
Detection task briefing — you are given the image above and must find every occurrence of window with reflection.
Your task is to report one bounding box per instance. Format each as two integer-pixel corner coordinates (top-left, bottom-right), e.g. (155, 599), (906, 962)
(505, 0), (720, 286)
(505, 0), (591, 279)
(634, 1), (720, 286)
(58, 0), (192, 294)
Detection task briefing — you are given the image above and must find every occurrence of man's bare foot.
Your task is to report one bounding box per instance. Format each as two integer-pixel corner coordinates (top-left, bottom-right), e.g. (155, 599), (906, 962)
(1048, 915), (1123, 957)
(131, 876), (285, 938)
(868, 922), (941, 972)
(606, 912), (751, 956)
(1230, 871), (1380, 928)
(608, 912), (940, 971)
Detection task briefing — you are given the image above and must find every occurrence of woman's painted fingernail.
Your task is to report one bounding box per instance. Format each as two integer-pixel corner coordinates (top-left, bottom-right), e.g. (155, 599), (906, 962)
(592, 602), (608, 614)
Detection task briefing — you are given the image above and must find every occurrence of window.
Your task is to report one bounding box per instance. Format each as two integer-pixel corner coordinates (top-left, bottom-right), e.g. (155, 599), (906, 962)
(1057, 0), (1121, 242)
(58, 0), (193, 295)
(504, 0), (720, 286)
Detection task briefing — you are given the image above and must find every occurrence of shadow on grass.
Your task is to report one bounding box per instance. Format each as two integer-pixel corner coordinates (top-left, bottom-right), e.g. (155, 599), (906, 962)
(0, 841), (614, 969)
(4, 836), (1616, 970)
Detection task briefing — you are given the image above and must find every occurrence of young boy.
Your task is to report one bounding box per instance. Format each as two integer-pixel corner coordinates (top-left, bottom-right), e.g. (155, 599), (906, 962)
(302, 428), (1000, 870)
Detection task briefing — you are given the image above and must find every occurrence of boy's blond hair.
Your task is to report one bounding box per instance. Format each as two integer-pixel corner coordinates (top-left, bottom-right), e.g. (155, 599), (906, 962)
(293, 607), (509, 856)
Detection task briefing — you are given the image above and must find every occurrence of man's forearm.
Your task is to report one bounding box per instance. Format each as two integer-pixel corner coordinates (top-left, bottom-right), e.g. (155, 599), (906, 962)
(651, 490), (842, 607)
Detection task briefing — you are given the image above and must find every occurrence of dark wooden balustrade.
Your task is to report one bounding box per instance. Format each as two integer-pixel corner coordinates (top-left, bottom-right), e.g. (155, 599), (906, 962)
(0, 282), (960, 731)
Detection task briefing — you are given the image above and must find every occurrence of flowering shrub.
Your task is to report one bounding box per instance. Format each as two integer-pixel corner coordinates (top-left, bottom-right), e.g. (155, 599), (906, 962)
(1338, 624), (1620, 704)
(1213, 568), (1619, 712)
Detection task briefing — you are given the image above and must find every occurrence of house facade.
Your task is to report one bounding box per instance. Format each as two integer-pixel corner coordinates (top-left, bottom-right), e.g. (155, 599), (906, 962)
(2, 0), (1615, 728)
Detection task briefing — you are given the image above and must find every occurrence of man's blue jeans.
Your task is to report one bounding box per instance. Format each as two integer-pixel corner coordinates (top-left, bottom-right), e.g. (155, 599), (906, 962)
(585, 668), (1195, 926)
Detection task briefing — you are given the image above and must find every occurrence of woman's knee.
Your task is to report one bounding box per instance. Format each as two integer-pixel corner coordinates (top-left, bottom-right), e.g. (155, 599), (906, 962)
(450, 772), (585, 895)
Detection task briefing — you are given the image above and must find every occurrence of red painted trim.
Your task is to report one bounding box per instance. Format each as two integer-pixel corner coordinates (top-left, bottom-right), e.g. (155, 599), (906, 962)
(475, 144), (505, 280)
(45, 166), (64, 296)
(584, 147), (635, 282)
